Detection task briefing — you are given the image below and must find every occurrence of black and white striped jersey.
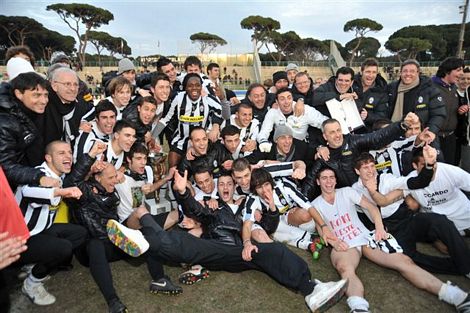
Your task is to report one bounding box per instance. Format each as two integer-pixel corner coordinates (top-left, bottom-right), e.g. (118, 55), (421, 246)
(73, 121), (111, 163)
(160, 92), (223, 151)
(370, 135), (415, 176)
(15, 162), (63, 236)
(243, 177), (310, 221)
(95, 140), (124, 169)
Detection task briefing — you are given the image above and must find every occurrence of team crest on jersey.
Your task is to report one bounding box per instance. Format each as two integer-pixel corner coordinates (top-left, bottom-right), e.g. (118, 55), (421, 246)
(437, 96), (442, 102)
(199, 104), (204, 113)
(280, 197), (287, 206)
(213, 160), (218, 168)
(368, 97), (374, 104)
(418, 96), (423, 103)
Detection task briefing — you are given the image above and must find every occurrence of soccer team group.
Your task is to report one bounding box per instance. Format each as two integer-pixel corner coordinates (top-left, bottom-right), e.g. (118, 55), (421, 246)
(1, 45), (470, 313)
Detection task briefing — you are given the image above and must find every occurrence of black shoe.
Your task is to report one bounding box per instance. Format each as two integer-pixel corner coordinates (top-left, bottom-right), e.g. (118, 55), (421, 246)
(108, 298), (128, 313)
(149, 276), (183, 295)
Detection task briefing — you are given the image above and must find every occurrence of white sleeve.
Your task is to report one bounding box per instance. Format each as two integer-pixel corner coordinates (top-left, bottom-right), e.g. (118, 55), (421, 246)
(442, 163), (470, 191)
(250, 119), (260, 141)
(305, 106), (328, 129)
(381, 174), (409, 192)
(21, 186), (60, 206)
(258, 110), (276, 144)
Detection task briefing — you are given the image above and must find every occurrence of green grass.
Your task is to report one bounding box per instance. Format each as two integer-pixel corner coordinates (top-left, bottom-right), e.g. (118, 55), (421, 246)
(9, 240), (470, 313)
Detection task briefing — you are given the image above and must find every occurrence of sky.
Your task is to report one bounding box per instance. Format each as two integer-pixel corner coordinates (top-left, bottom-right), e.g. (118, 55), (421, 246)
(0, 0), (467, 58)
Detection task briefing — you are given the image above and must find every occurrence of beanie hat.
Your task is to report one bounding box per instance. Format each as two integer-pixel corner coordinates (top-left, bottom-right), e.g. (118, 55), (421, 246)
(273, 71), (288, 85)
(7, 57), (35, 81)
(274, 124), (293, 142)
(51, 54), (71, 65)
(285, 63), (299, 72)
(117, 58), (135, 75)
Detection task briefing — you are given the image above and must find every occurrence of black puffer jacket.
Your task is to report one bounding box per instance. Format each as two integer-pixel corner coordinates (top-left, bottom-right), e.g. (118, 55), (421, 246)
(178, 141), (232, 179)
(291, 77), (315, 106)
(353, 73), (389, 129)
(175, 188), (243, 246)
(0, 82), (44, 189)
(313, 76), (363, 117)
(388, 76), (446, 134)
(64, 154), (120, 239)
(302, 121), (405, 200)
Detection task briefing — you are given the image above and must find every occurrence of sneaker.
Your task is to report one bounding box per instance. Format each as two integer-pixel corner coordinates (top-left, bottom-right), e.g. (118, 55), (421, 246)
(108, 298), (128, 313)
(305, 279), (348, 313)
(107, 219), (149, 257)
(22, 280), (56, 306)
(149, 276), (183, 295)
(457, 294), (470, 313)
(179, 265), (210, 285)
(350, 309), (371, 313)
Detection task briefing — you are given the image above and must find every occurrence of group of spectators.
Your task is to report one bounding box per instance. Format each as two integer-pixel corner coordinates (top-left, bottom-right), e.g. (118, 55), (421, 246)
(0, 44), (470, 313)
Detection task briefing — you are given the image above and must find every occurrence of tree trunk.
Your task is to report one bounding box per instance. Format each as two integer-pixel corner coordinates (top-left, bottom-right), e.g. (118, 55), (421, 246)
(348, 37), (363, 67)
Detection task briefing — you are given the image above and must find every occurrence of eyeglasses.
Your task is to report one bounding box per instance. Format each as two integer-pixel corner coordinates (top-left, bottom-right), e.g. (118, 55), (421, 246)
(54, 81), (79, 88)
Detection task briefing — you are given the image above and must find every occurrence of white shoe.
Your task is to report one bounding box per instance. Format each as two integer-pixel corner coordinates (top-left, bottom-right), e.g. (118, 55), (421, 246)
(305, 279), (348, 312)
(22, 279), (56, 306)
(107, 219), (149, 257)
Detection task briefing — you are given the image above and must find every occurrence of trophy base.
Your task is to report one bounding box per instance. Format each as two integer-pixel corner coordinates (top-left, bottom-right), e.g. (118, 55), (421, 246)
(145, 199), (172, 215)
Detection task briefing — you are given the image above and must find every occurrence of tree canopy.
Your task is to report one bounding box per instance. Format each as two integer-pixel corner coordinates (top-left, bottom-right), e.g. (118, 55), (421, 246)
(344, 18), (383, 66)
(189, 32), (227, 54)
(0, 15), (75, 61)
(46, 3), (114, 66)
(345, 37), (381, 60)
(240, 15), (280, 54)
(385, 37), (432, 61)
(388, 23), (470, 60)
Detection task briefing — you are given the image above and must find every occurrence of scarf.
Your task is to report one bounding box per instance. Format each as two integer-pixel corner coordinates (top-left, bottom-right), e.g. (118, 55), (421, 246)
(391, 78), (420, 122)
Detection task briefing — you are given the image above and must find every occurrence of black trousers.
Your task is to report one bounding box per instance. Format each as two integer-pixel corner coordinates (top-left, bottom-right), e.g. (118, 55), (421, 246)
(140, 214), (315, 296)
(390, 212), (470, 275)
(77, 214), (168, 304)
(78, 238), (164, 304)
(439, 133), (457, 165)
(18, 223), (87, 279)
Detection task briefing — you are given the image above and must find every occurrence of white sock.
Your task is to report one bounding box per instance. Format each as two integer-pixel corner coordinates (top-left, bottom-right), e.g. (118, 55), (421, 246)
(347, 296), (369, 311)
(438, 282), (468, 306)
(25, 273), (45, 288)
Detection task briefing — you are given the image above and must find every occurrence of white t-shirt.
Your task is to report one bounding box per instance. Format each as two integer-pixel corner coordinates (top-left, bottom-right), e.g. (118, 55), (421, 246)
(115, 166), (153, 222)
(408, 162), (470, 231)
(312, 187), (369, 248)
(352, 173), (408, 220)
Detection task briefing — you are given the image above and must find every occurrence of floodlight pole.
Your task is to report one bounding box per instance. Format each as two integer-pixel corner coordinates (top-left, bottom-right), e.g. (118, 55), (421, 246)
(457, 0), (469, 58)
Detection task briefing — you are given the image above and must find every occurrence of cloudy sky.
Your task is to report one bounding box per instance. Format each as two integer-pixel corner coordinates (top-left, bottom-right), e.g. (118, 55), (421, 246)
(1, 0), (466, 57)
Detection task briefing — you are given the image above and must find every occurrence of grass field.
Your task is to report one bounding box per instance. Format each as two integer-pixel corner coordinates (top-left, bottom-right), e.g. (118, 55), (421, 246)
(8, 238), (470, 313)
